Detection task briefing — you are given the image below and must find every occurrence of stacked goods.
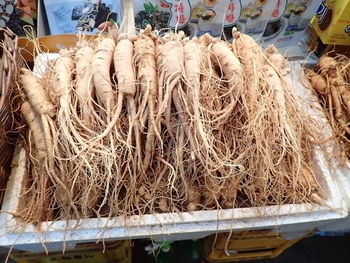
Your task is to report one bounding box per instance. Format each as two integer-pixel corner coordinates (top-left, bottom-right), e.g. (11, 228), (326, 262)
(306, 55), (350, 162)
(17, 26), (322, 224)
(0, 28), (23, 194)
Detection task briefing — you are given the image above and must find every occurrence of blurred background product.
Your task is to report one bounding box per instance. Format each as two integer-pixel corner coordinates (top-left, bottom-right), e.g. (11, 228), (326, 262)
(262, 0), (322, 47)
(0, 0), (37, 36)
(42, 0), (120, 35)
(311, 0), (350, 45)
(133, 0), (275, 40)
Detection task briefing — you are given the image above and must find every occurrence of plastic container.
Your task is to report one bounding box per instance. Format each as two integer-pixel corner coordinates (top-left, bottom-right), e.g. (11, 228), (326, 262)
(317, 166), (350, 233)
(0, 143), (345, 252)
(203, 230), (311, 262)
(0, 58), (346, 252)
(10, 240), (131, 263)
(291, 60), (350, 234)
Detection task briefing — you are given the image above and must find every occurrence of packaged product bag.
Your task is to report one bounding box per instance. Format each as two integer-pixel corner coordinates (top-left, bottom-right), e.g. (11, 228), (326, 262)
(43, 0), (121, 35)
(262, 0), (322, 47)
(134, 0), (275, 40)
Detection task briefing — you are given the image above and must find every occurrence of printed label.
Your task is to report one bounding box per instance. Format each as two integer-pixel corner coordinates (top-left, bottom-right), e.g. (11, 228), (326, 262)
(315, 0), (328, 24)
(345, 25), (350, 35)
(270, 0), (287, 21)
(224, 0), (241, 26)
(134, 0), (275, 39)
(166, 0), (241, 28)
(165, 0), (191, 28)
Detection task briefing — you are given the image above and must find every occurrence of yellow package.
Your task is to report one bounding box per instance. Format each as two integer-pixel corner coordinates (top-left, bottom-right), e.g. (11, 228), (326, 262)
(311, 0), (350, 45)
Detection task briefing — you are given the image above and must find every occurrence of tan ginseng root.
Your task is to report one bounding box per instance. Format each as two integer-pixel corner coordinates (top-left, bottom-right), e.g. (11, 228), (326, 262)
(336, 54), (350, 83)
(51, 50), (88, 219)
(202, 36), (245, 209)
(19, 69), (58, 222)
(74, 41), (114, 217)
(133, 27), (172, 213)
(135, 36), (174, 213)
(216, 29), (284, 208)
(310, 55), (350, 163)
(113, 38), (142, 214)
(20, 69), (55, 167)
(319, 55), (350, 135)
(231, 32), (274, 202)
(217, 39), (293, 206)
(306, 70), (328, 95)
(266, 47), (321, 202)
(183, 37), (237, 210)
(76, 37), (120, 155)
(232, 30), (265, 112)
(157, 38), (185, 128)
(207, 38), (246, 205)
(191, 35), (236, 209)
(264, 64), (305, 203)
(69, 37), (121, 217)
(133, 25), (160, 172)
(182, 38), (206, 211)
(306, 58), (350, 162)
(333, 55), (350, 160)
(210, 38), (244, 124)
(152, 34), (197, 212)
(238, 39), (318, 202)
(92, 37), (116, 121)
(200, 33), (244, 138)
(75, 41), (95, 125)
(20, 101), (54, 222)
(87, 38), (136, 147)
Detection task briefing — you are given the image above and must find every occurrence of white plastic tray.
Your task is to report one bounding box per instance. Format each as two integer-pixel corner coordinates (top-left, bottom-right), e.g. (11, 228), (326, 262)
(0, 60), (346, 252)
(292, 60), (350, 233)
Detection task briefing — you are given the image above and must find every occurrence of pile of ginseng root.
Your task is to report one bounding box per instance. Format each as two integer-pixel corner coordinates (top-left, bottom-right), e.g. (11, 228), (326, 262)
(306, 54), (350, 163)
(16, 26), (322, 224)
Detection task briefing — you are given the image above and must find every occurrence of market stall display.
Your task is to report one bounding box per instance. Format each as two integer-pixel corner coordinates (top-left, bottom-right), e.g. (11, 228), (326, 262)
(7, 25), (333, 226)
(0, 27), (23, 201)
(0, 29), (345, 250)
(0, 0), (349, 256)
